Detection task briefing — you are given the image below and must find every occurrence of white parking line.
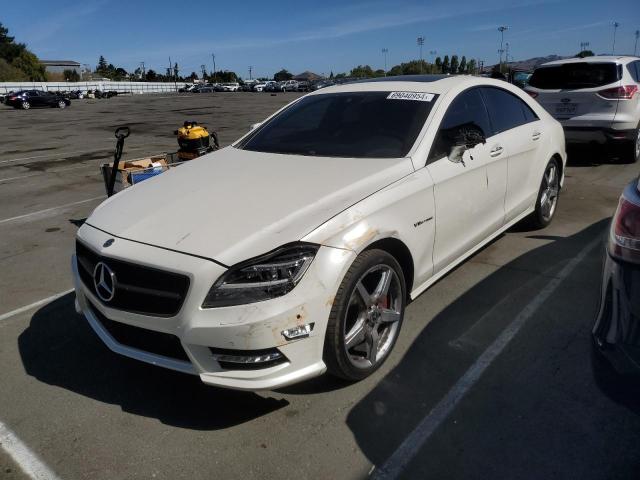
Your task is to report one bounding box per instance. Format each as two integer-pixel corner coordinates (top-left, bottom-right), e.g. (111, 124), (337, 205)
(0, 164), (102, 183)
(0, 196), (104, 226)
(371, 236), (601, 480)
(0, 420), (63, 480)
(0, 289), (73, 322)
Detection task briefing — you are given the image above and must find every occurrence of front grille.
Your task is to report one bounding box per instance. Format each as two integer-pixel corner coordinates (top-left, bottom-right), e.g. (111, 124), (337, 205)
(76, 240), (190, 317)
(89, 302), (190, 362)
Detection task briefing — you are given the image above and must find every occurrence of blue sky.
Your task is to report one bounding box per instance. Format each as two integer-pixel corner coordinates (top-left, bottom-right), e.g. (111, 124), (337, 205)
(2, 0), (640, 78)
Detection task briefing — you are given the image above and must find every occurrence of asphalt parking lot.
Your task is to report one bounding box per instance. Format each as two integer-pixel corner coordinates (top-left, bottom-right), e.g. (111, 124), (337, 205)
(1, 92), (639, 480)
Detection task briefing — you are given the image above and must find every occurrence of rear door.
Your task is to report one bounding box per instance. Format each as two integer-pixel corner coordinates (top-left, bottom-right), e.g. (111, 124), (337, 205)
(481, 86), (543, 222)
(527, 62), (622, 127)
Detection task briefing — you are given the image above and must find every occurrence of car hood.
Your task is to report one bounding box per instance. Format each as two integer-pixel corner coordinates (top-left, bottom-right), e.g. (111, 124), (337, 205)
(87, 147), (413, 266)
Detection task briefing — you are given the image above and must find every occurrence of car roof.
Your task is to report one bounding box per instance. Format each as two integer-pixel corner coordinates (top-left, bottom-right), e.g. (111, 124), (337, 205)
(540, 55), (640, 67)
(311, 75), (504, 95)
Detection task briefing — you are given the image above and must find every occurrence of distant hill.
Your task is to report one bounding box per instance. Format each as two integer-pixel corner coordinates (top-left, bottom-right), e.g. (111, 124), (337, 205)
(488, 54), (570, 72)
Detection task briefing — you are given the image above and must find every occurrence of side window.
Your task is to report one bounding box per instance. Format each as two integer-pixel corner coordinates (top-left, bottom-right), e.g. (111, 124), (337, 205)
(632, 61), (640, 82)
(427, 88), (491, 162)
(481, 87), (531, 134)
(521, 101), (539, 123)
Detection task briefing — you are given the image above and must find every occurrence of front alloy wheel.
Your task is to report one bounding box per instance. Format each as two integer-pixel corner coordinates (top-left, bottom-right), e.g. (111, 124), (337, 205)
(58, 100), (66, 109)
(324, 249), (406, 381)
(21, 101), (30, 110)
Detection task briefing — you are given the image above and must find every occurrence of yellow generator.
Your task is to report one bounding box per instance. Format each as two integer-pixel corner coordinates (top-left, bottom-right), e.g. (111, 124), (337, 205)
(174, 121), (219, 160)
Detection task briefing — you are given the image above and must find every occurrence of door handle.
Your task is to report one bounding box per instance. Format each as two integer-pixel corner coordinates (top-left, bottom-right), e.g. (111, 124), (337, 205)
(532, 131), (542, 140)
(489, 146), (503, 157)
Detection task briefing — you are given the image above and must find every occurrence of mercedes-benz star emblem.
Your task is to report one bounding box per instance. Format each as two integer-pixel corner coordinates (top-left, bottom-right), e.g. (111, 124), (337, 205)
(93, 262), (116, 302)
(103, 238), (115, 248)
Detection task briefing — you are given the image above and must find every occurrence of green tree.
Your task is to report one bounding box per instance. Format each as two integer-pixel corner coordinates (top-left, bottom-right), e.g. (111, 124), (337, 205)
(274, 69), (293, 81)
(435, 56), (442, 73)
(96, 55), (108, 75)
(0, 23), (45, 81)
(334, 72), (347, 79)
(450, 55), (459, 74)
(12, 50), (45, 80)
(173, 62), (179, 79)
(467, 59), (476, 75)
(373, 69), (386, 77)
(349, 65), (374, 77)
(63, 69), (80, 81)
(145, 69), (157, 81)
(388, 64), (403, 76)
(459, 56), (467, 74)
(329, 71), (334, 79)
(575, 50), (595, 58)
(442, 55), (450, 74)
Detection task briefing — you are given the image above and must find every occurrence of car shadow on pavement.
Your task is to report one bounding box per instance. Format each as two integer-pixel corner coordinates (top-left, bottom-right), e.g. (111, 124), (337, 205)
(345, 219), (640, 477)
(566, 144), (627, 167)
(18, 294), (288, 430)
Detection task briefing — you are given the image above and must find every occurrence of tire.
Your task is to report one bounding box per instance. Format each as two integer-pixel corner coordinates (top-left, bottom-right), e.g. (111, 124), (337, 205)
(527, 157), (561, 229)
(57, 100), (66, 109)
(21, 101), (30, 110)
(626, 126), (640, 164)
(324, 249), (406, 381)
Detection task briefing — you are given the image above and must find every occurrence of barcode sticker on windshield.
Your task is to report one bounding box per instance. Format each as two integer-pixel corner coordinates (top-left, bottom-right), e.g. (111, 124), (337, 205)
(387, 91), (434, 102)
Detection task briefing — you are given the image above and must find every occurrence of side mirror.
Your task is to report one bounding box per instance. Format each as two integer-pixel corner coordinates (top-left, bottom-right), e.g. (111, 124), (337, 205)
(250, 122), (262, 131)
(448, 126), (486, 164)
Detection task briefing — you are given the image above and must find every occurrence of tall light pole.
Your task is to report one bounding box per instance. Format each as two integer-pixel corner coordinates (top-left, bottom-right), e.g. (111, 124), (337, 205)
(417, 36), (425, 73)
(248, 66), (253, 80)
(505, 42), (510, 63)
(634, 30), (639, 56)
(201, 64), (206, 81)
(498, 26), (509, 68)
(381, 48), (388, 74)
(580, 41), (590, 53)
(612, 21), (620, 54)
(211, 53), (216, 82)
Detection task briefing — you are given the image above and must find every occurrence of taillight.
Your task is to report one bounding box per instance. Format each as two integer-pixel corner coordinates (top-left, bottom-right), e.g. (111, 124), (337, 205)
(525, 90), (538, 99)
(609, 193), (640, 264)
(598, 85), (638, 100)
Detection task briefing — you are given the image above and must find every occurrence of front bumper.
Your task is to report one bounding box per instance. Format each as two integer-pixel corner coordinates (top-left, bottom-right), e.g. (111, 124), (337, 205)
(592, 251), (640, 375)
(73, 224), (355, 390)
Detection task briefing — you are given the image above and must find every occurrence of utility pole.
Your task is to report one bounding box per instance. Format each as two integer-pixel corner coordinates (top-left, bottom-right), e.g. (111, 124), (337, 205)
(634, 30), (639, 56)
(612, 21), (620, 54)
(211, 53), (216, 83)
(429, 50), (437, 63)
(417, 36), (425, 73)
(382, 48), (388, 74)
(505, 42), (510, 63)
(201, 64), (206, 82)
(248, 66), (253, 80)
(498, 26), (509, 69)
(140, 61), (146, 80)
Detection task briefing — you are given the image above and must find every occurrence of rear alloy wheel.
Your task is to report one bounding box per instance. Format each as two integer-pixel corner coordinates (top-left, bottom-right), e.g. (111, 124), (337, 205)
(21, 101), (30, 110)
(324, 249), (406, 381)
(57, 100), (67, 109)
(528, 158), (560, 229)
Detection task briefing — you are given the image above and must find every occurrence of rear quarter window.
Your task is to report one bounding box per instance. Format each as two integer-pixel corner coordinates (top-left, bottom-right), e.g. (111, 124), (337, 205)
(529, 63), (621, 89)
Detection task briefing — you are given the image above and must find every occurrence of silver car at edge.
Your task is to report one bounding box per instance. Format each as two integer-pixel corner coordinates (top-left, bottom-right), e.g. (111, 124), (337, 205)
(526, 55), (640, 163)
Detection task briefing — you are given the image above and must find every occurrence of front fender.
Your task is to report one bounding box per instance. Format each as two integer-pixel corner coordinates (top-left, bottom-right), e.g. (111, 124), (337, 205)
(302, 168), (436, 291)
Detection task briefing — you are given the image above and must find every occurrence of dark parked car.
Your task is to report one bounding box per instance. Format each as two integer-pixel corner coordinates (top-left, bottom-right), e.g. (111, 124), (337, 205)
(310, 80), (335, 91)
(193, 84), (217, 93)
(4, 90), (71, 109)
(296, 81), (310, 92)
(593, 176), (640, 375)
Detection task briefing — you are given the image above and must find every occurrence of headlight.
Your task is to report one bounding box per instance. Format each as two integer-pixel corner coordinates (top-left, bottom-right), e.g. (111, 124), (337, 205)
(202, 243), (319, 308)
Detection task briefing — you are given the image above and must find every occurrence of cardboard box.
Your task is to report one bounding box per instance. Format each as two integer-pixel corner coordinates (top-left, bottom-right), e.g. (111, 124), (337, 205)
(101, 156), (169, 194)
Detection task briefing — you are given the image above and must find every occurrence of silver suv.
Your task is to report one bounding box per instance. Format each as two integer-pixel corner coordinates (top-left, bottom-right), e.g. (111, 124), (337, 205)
(526, 56), (640, 162)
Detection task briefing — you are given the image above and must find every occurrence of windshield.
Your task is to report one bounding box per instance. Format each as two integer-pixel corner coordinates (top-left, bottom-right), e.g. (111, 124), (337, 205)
(238, 91), (437, 158)
(529, 62), (621, 89)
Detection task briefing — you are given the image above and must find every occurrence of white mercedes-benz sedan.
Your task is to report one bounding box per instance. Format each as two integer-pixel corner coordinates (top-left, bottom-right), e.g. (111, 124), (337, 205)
(72, 75), (566, 390)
